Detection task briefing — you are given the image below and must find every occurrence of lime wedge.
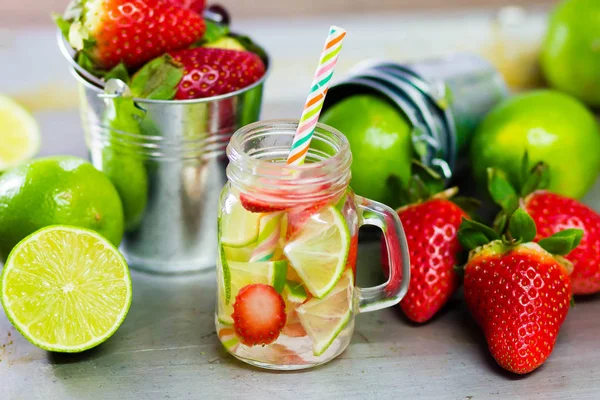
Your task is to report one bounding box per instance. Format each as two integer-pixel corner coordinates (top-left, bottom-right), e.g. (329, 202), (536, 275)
(283, 280), (308, 304)
(220, 195), (262, 248)
(0, 95), (40, 171)
(223, 244), (255, 262)
(296, 269), (354, 356)
(217, 258), (287, 324)
(0, 226), (131, 352)
(218, 327), (240, 353)
(284, 206), (350, 298)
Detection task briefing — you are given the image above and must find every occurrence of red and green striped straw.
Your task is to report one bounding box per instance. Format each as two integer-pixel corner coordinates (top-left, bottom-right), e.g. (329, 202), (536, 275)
(286, 26), (347, 166)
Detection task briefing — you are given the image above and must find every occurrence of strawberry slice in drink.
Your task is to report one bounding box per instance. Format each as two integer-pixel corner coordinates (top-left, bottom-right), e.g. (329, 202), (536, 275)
(232, 284), (287, 346)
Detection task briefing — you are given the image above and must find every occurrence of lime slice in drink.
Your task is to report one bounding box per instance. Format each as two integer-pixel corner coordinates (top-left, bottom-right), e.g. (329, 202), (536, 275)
(284, 206), (350, 298)
(296, 269), (354, 356)
(218, 327), (240, 353)
(220, 195), (263, 248)
(0, 95), (40, 171)
(223, 244), (255, 262)
(217, 258), (287, 324)
(283, 280), (308, 304)
(0, 226), (132, 352)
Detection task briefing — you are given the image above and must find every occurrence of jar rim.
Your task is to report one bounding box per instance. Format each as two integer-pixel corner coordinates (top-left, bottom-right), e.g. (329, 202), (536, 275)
(226, 119), (351, 172)
(225, 119), (352, 205)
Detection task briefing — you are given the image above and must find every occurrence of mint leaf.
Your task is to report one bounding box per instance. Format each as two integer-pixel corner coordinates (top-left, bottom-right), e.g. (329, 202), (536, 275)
(130, 55), (183, 100)
(508, 208), (536, 243)
(538, 229), (583, 255)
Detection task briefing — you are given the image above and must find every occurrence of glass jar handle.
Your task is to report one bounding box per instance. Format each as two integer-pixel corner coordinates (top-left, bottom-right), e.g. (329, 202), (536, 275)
(355, 195), (411, 313)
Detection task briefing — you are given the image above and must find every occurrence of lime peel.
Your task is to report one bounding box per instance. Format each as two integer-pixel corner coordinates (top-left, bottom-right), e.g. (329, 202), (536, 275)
(284, 206), (350, 299)
(296, 269), (354, 356)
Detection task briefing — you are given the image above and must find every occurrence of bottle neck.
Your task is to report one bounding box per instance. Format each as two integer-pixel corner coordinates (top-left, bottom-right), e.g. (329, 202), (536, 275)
(226, 120), (352, 206)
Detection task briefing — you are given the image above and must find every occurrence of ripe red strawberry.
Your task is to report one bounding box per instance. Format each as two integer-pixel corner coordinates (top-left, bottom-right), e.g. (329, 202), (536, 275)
(232, 284), (287, 346)
(463, 242), (571, 374)
(458, 207), (581, 374)
(487, 159), (600, 295)
(525, 191), (600, 295)
(66, 0), (206, 70)
(167, 0), (205, 13)
(381, 198), (466, 323)
(169, 47), (266, 99)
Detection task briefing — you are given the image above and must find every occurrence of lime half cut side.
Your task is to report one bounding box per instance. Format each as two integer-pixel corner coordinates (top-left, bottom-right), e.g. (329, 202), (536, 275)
(1, 226), (132, 352)
(0, 95), (40, 171)
(296, 269), (354, 356)
(284, 206), (350, 298)
(217, 259), (287, 324)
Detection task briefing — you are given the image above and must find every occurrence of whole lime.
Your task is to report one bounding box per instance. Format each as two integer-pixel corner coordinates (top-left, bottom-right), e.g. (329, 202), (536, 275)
(101, 148), (148, 232)
(321, 94), (412, 207)
(470, 90), (600, 199)
(0, 156), (124, 260)
(541, 0), (600, 107)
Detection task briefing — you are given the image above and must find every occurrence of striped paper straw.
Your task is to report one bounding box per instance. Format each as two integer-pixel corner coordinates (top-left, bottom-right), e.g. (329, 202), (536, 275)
(250, 213), (283, 262)
(286, 26), (347, 166)
(250, 26), (346, 262)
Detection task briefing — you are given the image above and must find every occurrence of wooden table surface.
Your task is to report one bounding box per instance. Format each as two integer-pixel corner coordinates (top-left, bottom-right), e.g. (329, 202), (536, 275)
(2, 9), (600, 399)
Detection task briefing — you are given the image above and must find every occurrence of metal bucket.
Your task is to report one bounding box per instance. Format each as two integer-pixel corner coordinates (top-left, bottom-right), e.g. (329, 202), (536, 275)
(70, 56), (269, 274)
(335, 54), (508, 178)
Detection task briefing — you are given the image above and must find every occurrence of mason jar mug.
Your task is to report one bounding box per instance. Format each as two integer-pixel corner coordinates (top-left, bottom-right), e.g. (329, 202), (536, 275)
(216, 120), (410, 370)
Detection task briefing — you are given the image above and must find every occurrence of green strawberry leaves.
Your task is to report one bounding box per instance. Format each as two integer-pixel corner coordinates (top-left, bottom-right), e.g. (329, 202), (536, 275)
(507, 208), (536, 243)
(392, 160), (452, 206)
(458, 218), (500, 250)
(487, 168), (518, 212)
(104, 63), (130, 83)
(520, 160), (550, 198)
(201, 20), (231, 44)
(53, 14), (71, 39)
(538, 229), (583, 256)
(130, 55), (184, 100)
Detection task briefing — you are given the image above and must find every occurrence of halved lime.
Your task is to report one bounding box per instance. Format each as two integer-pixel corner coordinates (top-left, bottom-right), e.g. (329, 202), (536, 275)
(220, 195), (262, 248)
(0, 226), (132, 352)
(0, 95), (40, 171)
(217, 259), (287, 324)
(296, 269), (354, 356)
(284, 206), (350, 298)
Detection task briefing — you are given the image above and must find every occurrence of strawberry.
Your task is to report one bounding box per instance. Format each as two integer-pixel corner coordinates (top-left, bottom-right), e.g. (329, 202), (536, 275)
(525, 191), (600, 295)
(62, 0), (206, 70)
(381, 197), (467, 323)
(239, 193), (287, 213)
(488, 157), (600, 295)
(232, 284), (287, 346)
(169, 47), (266, 99)
(167, 0), (205, 13)
(459, 208), (581, 374)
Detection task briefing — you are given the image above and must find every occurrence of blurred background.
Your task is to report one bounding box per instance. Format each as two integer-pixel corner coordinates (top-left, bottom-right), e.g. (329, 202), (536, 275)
(2, 0), (554, 26)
